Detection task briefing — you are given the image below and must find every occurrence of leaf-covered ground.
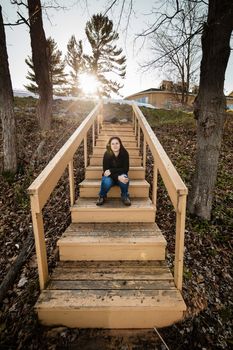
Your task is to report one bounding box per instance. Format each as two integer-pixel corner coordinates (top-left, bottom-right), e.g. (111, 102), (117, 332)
(0, 100), (232, 349)
(142, 106), (233, 350)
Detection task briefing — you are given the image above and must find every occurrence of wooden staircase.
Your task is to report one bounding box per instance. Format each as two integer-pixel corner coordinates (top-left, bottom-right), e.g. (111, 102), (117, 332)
(34, 121), (187, 328)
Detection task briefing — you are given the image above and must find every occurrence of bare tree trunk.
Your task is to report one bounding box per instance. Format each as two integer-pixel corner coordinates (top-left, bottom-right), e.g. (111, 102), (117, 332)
(0, 5), (17, 173)
(28, 0), (52, 131)
(188, 0), (233, 220)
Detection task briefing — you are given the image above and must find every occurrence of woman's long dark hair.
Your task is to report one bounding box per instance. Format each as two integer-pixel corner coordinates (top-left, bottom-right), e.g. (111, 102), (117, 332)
(106, 136), (127, 156)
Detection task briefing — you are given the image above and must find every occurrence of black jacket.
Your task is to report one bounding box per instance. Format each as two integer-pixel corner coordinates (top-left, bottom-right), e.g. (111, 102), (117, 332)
(103, 149), (129, 182)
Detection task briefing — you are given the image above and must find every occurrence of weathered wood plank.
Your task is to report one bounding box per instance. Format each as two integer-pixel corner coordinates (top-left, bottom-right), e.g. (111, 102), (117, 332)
(73, 198), (154, 209)
(47, 280), (176, 290)
(64, 222), (162, 235)
(51, 269), (172, 281)
(36, 289), (185, 309)
(56, 260), (168, 268)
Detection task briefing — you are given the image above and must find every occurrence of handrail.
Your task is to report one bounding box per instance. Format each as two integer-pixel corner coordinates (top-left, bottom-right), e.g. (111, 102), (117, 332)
(28, 102), (101, 212)
(132, 102), (188, 290)
(28, 102), (102, 290)
(132, 103), (187, 208)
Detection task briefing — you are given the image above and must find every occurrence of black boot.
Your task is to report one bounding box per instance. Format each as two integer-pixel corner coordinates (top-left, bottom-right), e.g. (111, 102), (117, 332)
(122, 195), (131, 206)
(96, 196), (105, 206)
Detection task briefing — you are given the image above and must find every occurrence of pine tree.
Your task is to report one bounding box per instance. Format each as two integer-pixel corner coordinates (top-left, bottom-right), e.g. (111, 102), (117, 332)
(66, 35), (84, 96)
(85, 13), (126, 97)
(24, 37), (67, 95)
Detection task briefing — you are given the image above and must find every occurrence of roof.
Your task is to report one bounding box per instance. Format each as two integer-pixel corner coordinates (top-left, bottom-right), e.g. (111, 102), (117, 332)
(124, 88), (162, 100)
(138, 88), (162, 93)
(124, 88), (197, 100)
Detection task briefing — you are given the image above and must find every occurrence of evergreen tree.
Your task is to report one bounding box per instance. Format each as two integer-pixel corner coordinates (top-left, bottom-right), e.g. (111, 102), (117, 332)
(25, 37), (67, 95)
(85, 13), (126, 97)
(66, 35), (84, 96)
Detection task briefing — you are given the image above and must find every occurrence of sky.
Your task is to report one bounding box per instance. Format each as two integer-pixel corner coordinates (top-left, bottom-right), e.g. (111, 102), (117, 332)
(1, 0), (233, 98)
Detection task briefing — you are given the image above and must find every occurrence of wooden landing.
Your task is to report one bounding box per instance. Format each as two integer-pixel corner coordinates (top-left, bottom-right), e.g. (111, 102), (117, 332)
(57, 223), (166, 261)
(36, 261), (186, 328)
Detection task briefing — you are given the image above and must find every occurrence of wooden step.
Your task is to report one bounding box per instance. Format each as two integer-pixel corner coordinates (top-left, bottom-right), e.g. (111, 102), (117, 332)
(57, 223), (166, 261)
(98, 135), (136, 142)
(90, 155), (141, 166)
(35, 261), (186, 328)
(71, 198), (156, 223)
(93, 146), (140, 156)
(101, 121), (133, 129)
(102, 123), (133, 129)
(101, 124), (134, 131)
(85, 166), (145, 180)
(79, 179), (149, 198)
(99, 131), (135, 137)
(96, 140), (137, 147)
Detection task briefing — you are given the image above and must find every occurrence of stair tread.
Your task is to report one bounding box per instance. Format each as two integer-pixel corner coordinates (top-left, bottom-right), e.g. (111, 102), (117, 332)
(72, 198), (155, 210)
(79, 179), (149, 187)
(99, 132), (135, 136)
(36, 261), (185, 310)
(98, 135), (136, 139)
(94, 146), (139, 150)
(36, 289), (185, 310)
(102, 124), (133, 128)
(86, 166), (145, 170)
(58, 222), (166, 245)
(90, 154), (141, 159)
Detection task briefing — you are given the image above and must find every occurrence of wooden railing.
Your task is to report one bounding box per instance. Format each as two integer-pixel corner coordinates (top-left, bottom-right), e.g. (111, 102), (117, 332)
(27, 102), (103, 290)
(132, 103), (188, 290)
(28, 100), (187, 292)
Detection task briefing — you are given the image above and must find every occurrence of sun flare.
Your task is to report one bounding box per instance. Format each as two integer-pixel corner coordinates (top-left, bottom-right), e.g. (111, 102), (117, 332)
(79, 73), (99, 95)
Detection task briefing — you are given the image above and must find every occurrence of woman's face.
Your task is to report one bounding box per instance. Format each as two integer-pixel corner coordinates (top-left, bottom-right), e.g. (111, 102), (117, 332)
(110, 139), (121, 153)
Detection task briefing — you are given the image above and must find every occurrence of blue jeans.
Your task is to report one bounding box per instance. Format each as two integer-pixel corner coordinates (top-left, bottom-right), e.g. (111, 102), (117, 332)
(99, 175), (129, 198)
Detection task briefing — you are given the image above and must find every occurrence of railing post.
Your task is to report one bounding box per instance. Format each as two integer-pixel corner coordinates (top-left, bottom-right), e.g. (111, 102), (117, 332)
(97, 114), (100, 135)
(30, 195), (48, 290)
(174, 194), (187, 291)
(68, 160), (75, 206)
(137, 123), (140, 148)
(84, 134), (88, 168)
(100, 100), (104, 126)
(92, 120), (95, 148)
(143, 138), (147, 168)
(134, 116), (137, 136)
(152, 162), (158, 213)
(132, 110), (135, 127)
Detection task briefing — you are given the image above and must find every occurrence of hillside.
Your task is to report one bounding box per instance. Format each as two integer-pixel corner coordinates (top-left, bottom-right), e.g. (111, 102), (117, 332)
(0, 98), (232, 349)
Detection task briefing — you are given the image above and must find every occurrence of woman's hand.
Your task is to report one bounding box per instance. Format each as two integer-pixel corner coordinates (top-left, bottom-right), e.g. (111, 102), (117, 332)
(104, 169), (111, 177)
(118, 175), (129, 184)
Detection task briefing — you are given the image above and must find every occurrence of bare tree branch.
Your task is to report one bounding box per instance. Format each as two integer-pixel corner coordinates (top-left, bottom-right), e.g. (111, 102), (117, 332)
(141, 22), (203, 69)
(11, 0), (27, 7)
(103, 0), (118, 17)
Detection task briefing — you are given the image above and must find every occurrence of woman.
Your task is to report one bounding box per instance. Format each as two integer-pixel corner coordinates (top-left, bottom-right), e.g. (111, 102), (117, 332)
(96, 136), (131, 206)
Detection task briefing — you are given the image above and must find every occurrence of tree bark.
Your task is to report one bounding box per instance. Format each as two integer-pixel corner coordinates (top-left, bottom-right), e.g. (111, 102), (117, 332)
(28, 0), (52, 131)
(188, 0), (233, 220)
(0, 5), (17, 173)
